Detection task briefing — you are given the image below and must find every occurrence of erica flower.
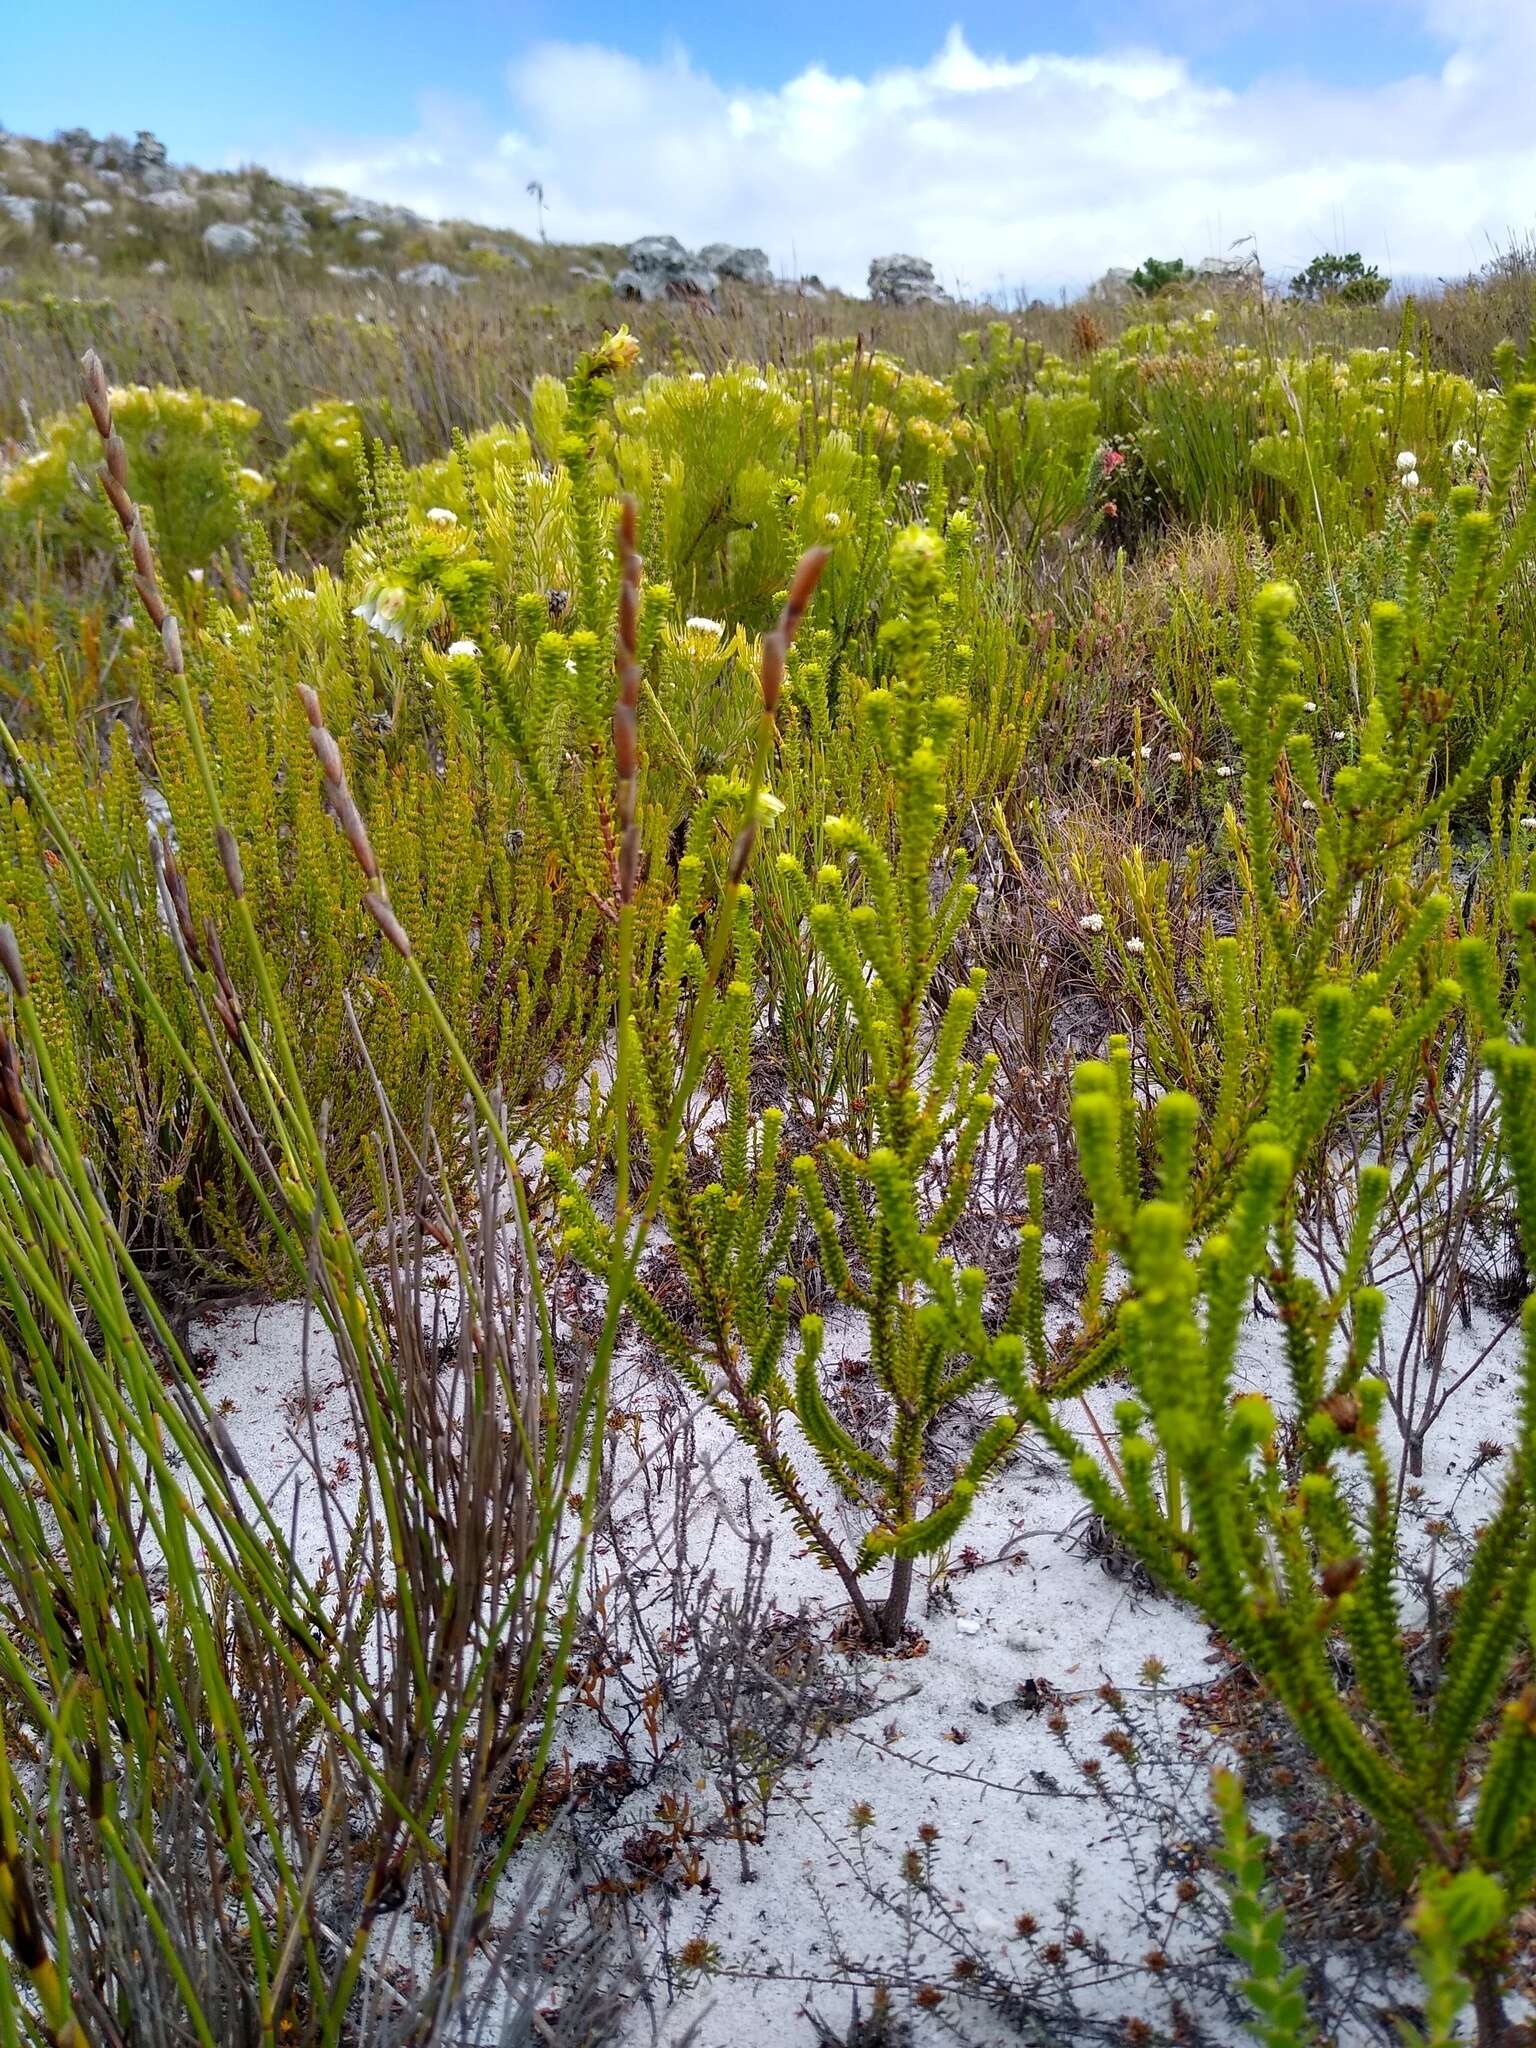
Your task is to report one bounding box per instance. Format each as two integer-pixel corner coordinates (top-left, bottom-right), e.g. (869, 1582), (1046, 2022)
(1124, 935), (1145, 954)
(1078, 912), (1105, 934)
(352, 583), (410, 644)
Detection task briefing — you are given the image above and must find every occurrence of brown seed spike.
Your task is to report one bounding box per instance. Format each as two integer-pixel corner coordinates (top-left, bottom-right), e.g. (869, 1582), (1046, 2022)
(363, 890), (412, 959)
(612, 700), (638, 782)
(778, 546), (831, 648)
(619, 823), (641, 905)
(297, 685), (323, 728)
(80, 350), (112, 437)
(308, 726), (344, 787)
(99, 469), (134, 525)
(216, 825), (246, 900)
(0, 925), (27, 999)
(617, 494), (638, 554)
(334, 791), (379, 879)
(760, 631), (785, 716)
(617, 577), (639, 662)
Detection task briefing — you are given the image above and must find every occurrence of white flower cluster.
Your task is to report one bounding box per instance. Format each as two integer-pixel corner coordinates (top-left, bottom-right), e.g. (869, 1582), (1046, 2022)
(351, 585), (408, 644)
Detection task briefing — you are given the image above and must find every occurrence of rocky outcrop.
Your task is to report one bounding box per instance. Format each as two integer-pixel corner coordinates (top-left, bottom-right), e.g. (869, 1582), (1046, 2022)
(868, 254), (948, 305)
(1085, 267), (1136, 305)
(203, 222), (262, 258)
(397, 261), (471, 290)
(1194, 252), (1264, 291)
(614, 235), (717, 301)
(699, 243), (773, 288)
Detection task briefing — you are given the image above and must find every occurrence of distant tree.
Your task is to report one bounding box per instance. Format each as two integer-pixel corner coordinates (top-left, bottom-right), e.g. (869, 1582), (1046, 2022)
(1289, 251), (1390, 305)
(1129, 255), (1187, 297)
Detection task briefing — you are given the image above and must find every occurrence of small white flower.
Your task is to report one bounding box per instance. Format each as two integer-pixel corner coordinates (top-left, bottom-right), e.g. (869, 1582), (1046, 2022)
(1124, 935), (1145, 954)
(424, 505), (457, 528)
(1138, 744), (1152, 760)
(1450, 438), (1474, 462)
(1333, 728), (1348, 740)
(1215, 764), (1233, 779)
(447, 637), (480, 659)
(1521, 815), (1536, 831)
(685, 615), (724, 636)
(1301, 797), (1317, 812)
(1400, 469), (1420, 491)
(1197, 307), (1217, 325)
(754, 788), (786, 825)
(689, 370), (707, 382)
(352, 584), (409, 644)
(822, 511), (842, 530)
(1078, 912), (1105, 934)
(1168, 748), (1184, 764)
(188, 567), (204, 584)
(1302, 700), (1318, 714)
(1396, 449), (1417, 474)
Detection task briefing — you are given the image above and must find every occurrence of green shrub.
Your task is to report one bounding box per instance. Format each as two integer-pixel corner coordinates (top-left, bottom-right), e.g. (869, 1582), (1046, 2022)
(1, 381), (269, 582)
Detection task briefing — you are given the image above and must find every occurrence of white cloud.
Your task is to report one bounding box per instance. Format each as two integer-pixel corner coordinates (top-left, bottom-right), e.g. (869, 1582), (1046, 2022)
(279, 14), (1536, 296)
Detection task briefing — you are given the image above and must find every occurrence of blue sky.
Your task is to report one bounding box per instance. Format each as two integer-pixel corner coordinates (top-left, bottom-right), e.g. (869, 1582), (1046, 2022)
(4, 2), (1450, 167)
(5, 3), (1529, 293)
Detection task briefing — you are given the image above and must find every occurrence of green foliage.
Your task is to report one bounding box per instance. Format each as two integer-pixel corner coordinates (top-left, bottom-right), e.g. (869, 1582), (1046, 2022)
(1130, 255), (1187, 297)
(0, 381), (269, 582)
(2, 291), (1536, 2038)
(1290, 250), (1391, 306)
(554, 522), (1023, 1645)
(1211, 1770), (1315, 2048)
(0, 359), (618, 2038)
(273, 394), (366, 543)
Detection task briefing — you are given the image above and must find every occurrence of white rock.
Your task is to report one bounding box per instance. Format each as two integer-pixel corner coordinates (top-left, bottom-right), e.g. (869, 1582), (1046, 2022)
(203, 222), (261, 258)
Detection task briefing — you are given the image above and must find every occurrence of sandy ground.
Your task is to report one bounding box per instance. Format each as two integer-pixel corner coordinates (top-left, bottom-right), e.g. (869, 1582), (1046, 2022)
(189, 1236), (1527, 2048)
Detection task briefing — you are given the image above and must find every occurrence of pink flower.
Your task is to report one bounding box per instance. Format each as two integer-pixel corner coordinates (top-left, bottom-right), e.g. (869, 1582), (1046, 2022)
(1101, 447), (1126, 475)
